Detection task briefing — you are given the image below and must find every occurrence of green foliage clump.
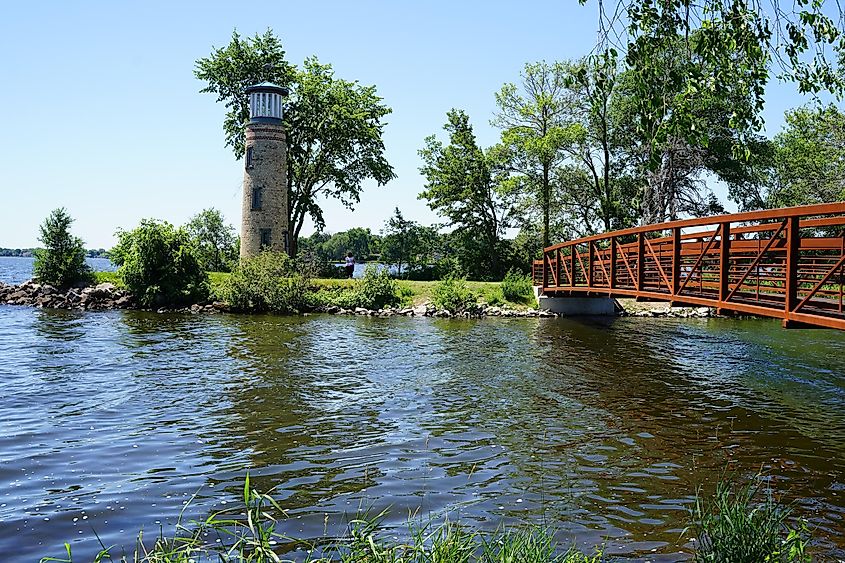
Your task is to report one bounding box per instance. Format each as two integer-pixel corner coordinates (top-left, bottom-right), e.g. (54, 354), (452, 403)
(431, 276), (479, 314)
(692, 477), (810, 563)
(223, 252), (310, 313)
(110, 220), (208, 307)
(312, 267), (401, 310)
(184, 208), (238, 272)
(355, 266), (401, 310)
(484, 286), (506, 306)
(501, 268), (534, 303)
(32, 208), (92, 288)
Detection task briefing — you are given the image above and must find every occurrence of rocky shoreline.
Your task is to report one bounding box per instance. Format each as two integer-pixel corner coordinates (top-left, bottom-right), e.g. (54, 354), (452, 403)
(0, 280), (133, 310)
(1, 280), (718, 319)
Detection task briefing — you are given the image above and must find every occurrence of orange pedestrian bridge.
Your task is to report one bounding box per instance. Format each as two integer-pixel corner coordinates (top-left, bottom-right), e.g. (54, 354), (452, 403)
(532, 202), (845, 330)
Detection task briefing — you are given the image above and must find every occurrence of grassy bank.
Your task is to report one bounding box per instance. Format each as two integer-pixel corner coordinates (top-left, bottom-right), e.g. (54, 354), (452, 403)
(41, 475), (812, 563)
(97, 271), (535, 310)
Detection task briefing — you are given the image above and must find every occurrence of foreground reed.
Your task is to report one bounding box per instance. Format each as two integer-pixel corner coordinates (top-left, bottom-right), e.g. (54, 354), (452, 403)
(41, 474), (812, 563)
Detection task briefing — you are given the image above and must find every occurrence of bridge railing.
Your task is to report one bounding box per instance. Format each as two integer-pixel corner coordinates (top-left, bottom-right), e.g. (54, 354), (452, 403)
(534, 202), (845, 330)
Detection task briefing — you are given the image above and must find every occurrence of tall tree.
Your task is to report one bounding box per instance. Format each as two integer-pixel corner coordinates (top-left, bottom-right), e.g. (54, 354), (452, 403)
(493, 62), (579, 248)
(195, 30), (395, 257)
(194, 30), (295, 158)
(285, 58), (395, 255)
(185, 208), (237, 272)
(419, 110), (513, 278)
(33, 208), (91, 288)
(380, 208), (424, 278)
(732, 104), (845, 210)
(587, 0), (845, 223)
(557, 53), (641, 235)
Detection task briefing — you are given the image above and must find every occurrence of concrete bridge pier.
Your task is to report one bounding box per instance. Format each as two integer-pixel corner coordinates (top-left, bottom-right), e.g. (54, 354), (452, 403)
(534, 287), (618, 316)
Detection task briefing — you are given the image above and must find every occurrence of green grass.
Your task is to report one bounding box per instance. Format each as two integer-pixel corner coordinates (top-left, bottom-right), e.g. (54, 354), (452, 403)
(92, 271), (123, 288)
(691, 476), (810, 562)
(203, 272), (534, 309)
(42, 474), (815, 563)
(41, 474), (603, 563)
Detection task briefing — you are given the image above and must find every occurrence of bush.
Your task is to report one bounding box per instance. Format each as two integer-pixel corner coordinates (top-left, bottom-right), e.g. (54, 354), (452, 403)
(311, 266), (400, 310)
(501, 268), (534, 303)
(111, 219), (208, 307)
(296, 249), (346, 279)
(484, 286), (506, 306)
(692, 476), (810, 562)
(32, 208), (92, 288)
(355, 266), (400, 309)
(224, 251), (311, 313)
(432, 276), (478, 314)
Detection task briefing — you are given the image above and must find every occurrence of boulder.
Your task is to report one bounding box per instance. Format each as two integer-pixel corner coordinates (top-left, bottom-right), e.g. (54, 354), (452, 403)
(8, 290), (28, 302)
(412, 304), (427, 316)
(89, 283), (117, 299)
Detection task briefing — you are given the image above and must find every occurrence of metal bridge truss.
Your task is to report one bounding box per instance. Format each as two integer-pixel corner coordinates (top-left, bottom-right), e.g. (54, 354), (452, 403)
(533, 202), (845, 330)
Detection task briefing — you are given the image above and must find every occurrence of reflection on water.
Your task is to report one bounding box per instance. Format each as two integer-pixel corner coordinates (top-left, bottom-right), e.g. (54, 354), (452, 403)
(1, 306), (844, 562)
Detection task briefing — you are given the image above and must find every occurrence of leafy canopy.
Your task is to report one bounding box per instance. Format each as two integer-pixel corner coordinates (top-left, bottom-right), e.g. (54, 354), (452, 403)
(195, 30), (395, 256)
(185, 208), (238, 273)
(111, 220), (208, 307)
(419, 109), (513, 279)
(33, 207), (91, 288)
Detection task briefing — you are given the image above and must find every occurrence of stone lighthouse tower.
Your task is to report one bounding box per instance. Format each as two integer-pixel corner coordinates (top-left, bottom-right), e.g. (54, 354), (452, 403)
(240, 82), (290, 259)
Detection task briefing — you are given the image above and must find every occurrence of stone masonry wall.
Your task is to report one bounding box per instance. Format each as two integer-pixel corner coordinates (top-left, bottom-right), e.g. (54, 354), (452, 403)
(240, 122), (288, 258)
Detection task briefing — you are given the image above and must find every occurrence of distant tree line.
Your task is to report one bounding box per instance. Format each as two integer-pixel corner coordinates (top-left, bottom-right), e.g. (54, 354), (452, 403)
(0, 247), (109, 258)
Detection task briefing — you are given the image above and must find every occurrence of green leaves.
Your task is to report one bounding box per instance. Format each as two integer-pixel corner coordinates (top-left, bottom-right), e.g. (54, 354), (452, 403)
(33, 208), (91, 289)
(195, 30), (395, 256)
(185, 208), (237, 273)
(768, 103), (845, 208)
(418, 110), (511, 278)
(286, 57), (395, 246)
(111, 220), (208, 307)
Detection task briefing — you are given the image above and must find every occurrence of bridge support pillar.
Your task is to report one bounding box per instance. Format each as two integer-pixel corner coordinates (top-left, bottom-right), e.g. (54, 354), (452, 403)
(536, 294), (618, 316)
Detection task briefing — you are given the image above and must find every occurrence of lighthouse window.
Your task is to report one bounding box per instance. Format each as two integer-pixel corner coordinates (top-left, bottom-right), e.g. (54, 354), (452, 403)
(259, 229), (271, 248)
(251, 186), (263, 210)
(246, 146), (254, 168)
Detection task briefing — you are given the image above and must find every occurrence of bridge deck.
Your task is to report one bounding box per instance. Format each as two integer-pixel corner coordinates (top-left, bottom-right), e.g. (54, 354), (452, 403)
(532, 202), (845, 330)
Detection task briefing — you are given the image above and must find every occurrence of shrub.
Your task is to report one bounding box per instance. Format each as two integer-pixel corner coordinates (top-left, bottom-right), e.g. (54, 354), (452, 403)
(111, 219), (208, 307)
(296, 249), (346, 279)
(692, 476), (810, 562)
(355, 266), (400, 309)
(311, 266), (400, 310)
(484, 286), (506, 306)
(433, 256), (464, 280)
(224, 251), (311, 313)
(501, 268), (534, 303)
(32, 208), (92, 288)
(432, 276), (478, 314)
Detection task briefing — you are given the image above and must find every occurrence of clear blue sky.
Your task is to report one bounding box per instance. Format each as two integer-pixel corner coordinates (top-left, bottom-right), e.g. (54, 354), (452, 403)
(0, 1), (816, 248)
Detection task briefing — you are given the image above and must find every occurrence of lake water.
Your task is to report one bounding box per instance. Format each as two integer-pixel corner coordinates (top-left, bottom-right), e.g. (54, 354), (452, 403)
(0, 256), (115, 286)
(2, 302), (845, 561)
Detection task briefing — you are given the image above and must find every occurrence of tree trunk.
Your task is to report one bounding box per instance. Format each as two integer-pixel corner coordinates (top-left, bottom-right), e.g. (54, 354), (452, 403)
(542, 163), (551, 248)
